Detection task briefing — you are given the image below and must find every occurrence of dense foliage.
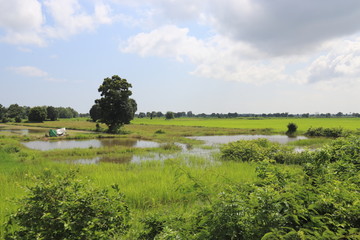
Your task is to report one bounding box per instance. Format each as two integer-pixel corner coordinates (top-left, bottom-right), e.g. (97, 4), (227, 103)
(46, 106), (58, 121)
(286, 122), (297, 135)
(305, 127), (350, 138)
(95, 75), (137, 133)
(220, 139), (301, 164)
(0, 104), (78, 122)
(5, 170), (130, 239)
(28, 107), (47, 122)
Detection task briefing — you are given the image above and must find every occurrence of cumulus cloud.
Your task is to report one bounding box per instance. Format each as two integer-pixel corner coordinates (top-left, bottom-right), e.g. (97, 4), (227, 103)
(121, 1), (360, 85)
(122, 25), (286, 84)
(0, 0), (46, 46)
(0, 0), (113, 46)
(307, 37), (360, 83)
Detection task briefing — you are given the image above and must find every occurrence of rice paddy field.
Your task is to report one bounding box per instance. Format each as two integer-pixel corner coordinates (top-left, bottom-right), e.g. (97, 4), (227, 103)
(1, 117), (359, 238)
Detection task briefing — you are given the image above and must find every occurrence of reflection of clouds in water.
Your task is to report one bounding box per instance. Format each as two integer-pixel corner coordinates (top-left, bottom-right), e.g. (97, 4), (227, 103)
(188, 135), (308, 145)
(22, 139), (160, 151)
(64, 146), (219, 165)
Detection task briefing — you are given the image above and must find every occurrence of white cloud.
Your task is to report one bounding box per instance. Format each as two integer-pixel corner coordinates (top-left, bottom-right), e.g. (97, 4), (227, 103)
(307, 37), (360, 83)
(0, 0), (46, 46)
(10, 66), (48, 77)
(9, 66), (66, 82)
(122, 25), (286, 84)
(0, 0), (114, 46)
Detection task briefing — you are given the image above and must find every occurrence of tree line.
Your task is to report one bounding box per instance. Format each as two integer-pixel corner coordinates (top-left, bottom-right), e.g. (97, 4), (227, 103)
(0, 104), (79, 123)
(135, 111), (360, 119)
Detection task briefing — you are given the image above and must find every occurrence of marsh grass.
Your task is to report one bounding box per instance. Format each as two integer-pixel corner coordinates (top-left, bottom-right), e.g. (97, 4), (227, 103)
(286, 137), (332, 148)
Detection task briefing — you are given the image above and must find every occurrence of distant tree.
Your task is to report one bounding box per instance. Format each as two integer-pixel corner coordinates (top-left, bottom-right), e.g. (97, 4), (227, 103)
(187, 111), (193, 117)
(286, 122), (298, 136)
(67, 107), (79, 118)
(336, 112), (344, 117)
(165, 111), (174, 120)
(89, 104), (102, 122)
(7, 104), (25, 119)
(47, 106), (58, 121)
(138, 112), (146, 118)
(28, 107), (47, 122)
(156, 112), (163, 118)
(302, 113), (310, 118)
(0, 104), (6, 120)
(56, 107), (78, 118)
(95, 75), (137, 133)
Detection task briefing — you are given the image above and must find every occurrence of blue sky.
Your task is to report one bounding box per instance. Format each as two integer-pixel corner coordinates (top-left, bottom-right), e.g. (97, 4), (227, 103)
(1, 0), (360, 114)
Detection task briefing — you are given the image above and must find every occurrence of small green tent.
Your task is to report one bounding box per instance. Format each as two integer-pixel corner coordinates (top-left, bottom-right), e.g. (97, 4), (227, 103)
(49, 129), (57, 137)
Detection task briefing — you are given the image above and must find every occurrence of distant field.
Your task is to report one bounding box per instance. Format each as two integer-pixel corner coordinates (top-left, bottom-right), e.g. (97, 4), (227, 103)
(133, 117), (360, 133)
(7, 117), (360, 135)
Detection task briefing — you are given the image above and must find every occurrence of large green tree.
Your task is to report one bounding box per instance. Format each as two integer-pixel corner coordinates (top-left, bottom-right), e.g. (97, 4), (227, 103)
(96, 75), (137, 133)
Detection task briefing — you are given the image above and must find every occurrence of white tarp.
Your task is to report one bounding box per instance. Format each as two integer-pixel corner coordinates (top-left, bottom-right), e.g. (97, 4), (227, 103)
(56, 128), (66, 136)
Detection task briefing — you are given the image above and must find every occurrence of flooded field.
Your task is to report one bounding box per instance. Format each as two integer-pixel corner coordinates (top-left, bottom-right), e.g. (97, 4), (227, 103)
(22, 138), (160, 151)
(188, 134), (308, 145)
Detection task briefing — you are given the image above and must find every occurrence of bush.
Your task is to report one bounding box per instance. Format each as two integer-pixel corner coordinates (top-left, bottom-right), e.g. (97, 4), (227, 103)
(5, 170), (130, 239)
(305, 127), (350, 138)
(220, 139), (297, 164)
(286, 122), (297, 135)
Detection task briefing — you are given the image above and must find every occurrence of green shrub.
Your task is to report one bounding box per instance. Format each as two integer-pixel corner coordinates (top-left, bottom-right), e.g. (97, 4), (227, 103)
(5, 170), (130, 239)
(220, 138), (298, 164)
(305, 127), (350, 138)
(286, 122), (297, 135)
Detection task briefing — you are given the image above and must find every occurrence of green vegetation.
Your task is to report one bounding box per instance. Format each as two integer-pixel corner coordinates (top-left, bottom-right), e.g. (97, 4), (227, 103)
(96, 75), (137, 133)
(133, 117), (360, 134)
(286, 122), (297, 135)
(1, 118), (359, 239)
(5, 170), (129, 239)
(28, 107), (47, 122)
(305, 126), (351, 138)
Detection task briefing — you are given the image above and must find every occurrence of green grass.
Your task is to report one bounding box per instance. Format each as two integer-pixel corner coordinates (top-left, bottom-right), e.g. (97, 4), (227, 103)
(132, 117), (360, 133)
(1, 117), (354, 238)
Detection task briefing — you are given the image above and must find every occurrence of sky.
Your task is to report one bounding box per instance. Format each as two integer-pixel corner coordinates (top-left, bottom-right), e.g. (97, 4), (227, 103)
(1, 0), (360, 114)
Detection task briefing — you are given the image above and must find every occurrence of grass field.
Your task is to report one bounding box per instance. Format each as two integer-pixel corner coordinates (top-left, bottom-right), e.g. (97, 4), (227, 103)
(132, 117), (360, 133)
(6, 117), (360, 136)
(1, 117), (358, 238)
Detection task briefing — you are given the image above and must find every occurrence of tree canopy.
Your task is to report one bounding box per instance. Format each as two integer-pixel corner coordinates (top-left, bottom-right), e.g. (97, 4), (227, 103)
(95, 75), (137, 133)
(28, 107), (47, 122)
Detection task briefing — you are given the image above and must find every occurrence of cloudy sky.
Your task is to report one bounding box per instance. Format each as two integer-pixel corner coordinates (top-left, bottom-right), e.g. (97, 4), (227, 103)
(1, 0), (360, 114)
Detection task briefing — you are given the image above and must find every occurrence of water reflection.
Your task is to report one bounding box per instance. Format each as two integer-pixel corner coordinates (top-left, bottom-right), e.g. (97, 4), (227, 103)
(187, 134), (308, 146)
(64, 145), (218, 165)
(23, 139), (160, 151)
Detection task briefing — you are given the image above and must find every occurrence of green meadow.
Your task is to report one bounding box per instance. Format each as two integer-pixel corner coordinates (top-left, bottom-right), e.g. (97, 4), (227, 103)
(1, 117), (359, 238)
(133, 117), (360, 133)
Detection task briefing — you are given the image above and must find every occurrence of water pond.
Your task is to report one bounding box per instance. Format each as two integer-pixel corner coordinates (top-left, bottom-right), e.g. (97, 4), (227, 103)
(22, 138), (160, 151)
(64, 144), (218, 165)
(22, 134), (308, 164)
(187, 134), (307, 146)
